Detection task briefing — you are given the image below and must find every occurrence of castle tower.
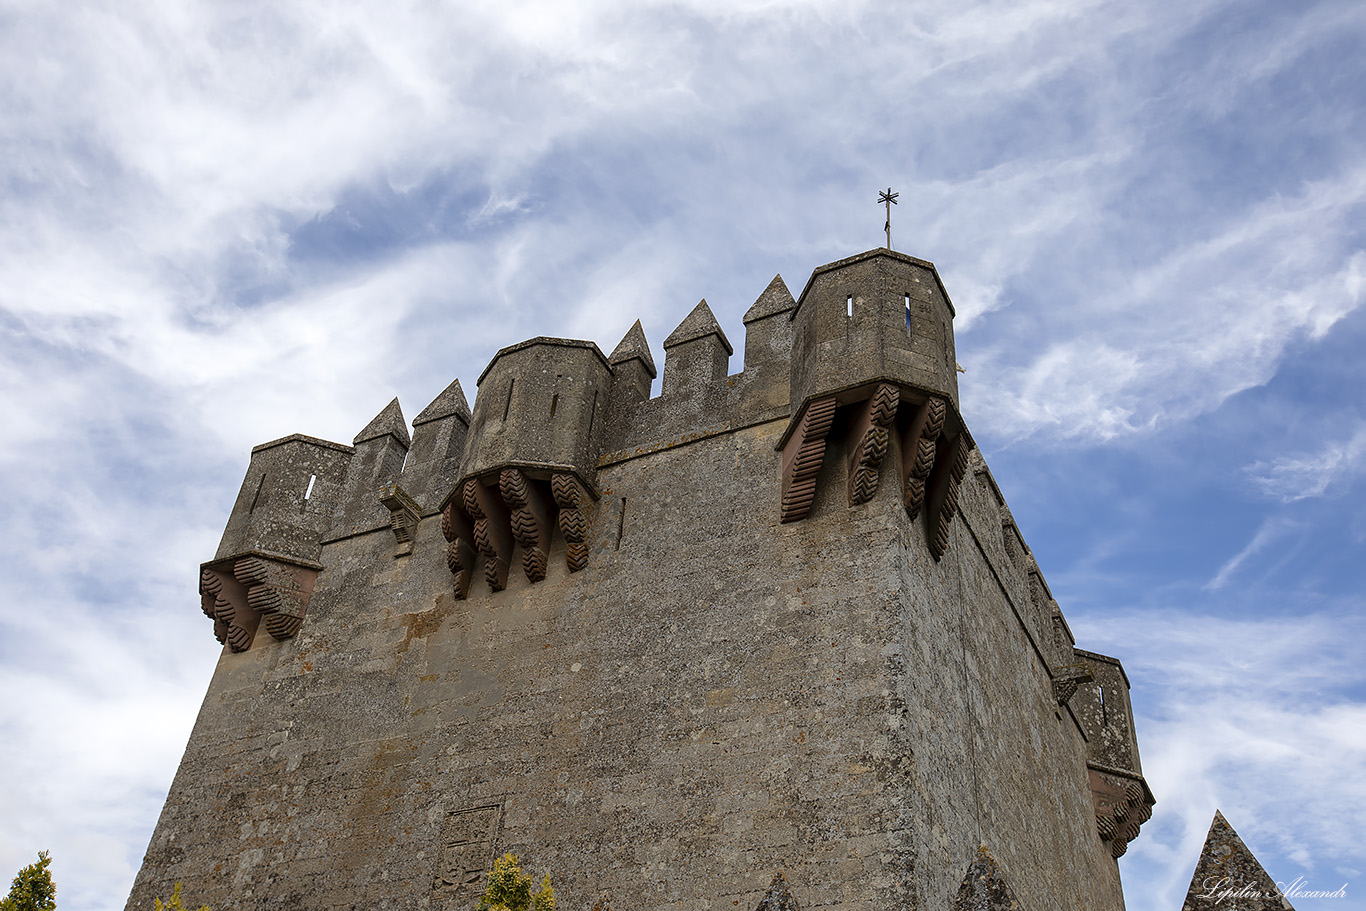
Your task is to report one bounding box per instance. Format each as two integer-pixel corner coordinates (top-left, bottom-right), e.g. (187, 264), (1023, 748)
(129, 249), (1154, 911)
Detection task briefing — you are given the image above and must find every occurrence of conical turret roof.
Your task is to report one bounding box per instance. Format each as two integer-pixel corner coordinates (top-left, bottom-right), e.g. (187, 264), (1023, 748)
(353, 397), (410, 447)
(663, 299), (732, 355)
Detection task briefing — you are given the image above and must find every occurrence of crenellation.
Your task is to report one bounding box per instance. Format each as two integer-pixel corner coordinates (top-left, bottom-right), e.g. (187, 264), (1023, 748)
(147, 246), (1154, 911)
(741, 275), (797, 410)
(660, 299), (733, 413)
(604, 320), (657, 450)
(402, 378), (472, 512)
(325, 398), (410, 542)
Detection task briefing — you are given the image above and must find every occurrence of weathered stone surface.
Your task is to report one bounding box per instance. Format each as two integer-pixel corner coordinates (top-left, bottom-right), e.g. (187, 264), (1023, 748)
(139, 249), (1152, 911)
(215, 434), (353, 565)
(753, 872), (802, 911)
(1182, 811), (1294, 910)
(404, 379), (473, 509)
(950, 847), (1021, 911)
(326, 398), (411, 541)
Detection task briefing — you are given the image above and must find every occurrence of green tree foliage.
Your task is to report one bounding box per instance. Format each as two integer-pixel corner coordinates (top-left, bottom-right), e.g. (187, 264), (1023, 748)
(477, 853), (554, 911)
(152, 882), (209, 911)
(0, 850), (56, 911)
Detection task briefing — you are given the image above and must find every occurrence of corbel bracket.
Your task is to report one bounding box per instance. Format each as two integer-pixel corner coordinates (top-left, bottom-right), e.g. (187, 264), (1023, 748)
(379, 482), (423, 557)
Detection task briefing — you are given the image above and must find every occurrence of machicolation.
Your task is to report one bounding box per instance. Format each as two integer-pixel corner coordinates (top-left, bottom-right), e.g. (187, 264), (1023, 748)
(131, 247), (1156, 911)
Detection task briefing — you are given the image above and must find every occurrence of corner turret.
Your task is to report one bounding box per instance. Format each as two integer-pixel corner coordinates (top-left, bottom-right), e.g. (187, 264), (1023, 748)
(441, 338), (613, 594)
(789, 248), (958, 413)
(776, 250), (971, 560)
(201, 433), (352, 652)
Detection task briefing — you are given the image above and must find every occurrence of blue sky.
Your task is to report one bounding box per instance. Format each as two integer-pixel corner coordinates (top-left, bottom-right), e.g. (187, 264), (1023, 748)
(1, 0), (1363, 909)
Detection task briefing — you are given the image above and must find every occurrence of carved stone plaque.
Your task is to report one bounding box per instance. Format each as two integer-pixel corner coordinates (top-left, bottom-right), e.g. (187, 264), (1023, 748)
(433, 804), (501, 895)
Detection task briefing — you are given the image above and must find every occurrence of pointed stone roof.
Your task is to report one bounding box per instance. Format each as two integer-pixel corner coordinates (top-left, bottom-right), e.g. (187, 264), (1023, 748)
(951, 846), (1023, 911)
(608, 319), (657, 378)
(743, 274), (796, 324)
(754, 873), (800, 911)
(1182, 811), (1294, 911)
(353, 397), (411, 447)
(663, 299), (733, 355)
(413, 379), (471, 426)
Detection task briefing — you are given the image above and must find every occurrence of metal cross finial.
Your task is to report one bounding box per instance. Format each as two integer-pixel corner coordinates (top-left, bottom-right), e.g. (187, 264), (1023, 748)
(878, 188), (899, 249)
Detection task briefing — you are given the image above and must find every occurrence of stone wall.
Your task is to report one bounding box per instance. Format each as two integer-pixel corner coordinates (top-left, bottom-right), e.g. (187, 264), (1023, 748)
(127, 250), (1150, 911)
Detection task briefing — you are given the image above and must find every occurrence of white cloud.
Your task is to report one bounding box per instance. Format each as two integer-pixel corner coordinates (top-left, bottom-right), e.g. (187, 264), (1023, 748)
(965, 184), (1366, 444)
(1247, 424), (1366, 502)
(1205, 518), (1297, 590)
(1071, 607), (1366, 910)
(1, 1), (1365, 909)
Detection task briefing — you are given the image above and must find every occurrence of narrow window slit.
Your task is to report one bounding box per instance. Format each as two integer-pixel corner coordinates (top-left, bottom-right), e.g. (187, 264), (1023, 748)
(846, 294), (853, 318)
(905, 292), (912, 331)
(249, 474), (267, 513)
(549, 394), (559, 418)
(588, 391), (598, 436)
(304, 474), (316, 501)
(503, 379), (515, 422)
(615, 497), (627, 550)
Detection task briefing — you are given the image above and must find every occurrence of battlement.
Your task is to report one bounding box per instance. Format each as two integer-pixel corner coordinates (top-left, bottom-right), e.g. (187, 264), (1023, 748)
(134, 248), (1153, 911)
(214, 249), (978, 610)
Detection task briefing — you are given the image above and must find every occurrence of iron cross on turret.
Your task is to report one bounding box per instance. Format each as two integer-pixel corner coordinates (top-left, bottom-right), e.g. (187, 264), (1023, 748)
(878, 187), (898, 250)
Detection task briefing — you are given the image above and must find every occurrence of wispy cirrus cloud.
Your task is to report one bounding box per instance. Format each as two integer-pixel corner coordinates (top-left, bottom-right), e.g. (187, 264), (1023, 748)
(1070, 607), (1366, 909)
(1246, 423), (1366, 502)
(1, 2), (1365, 910)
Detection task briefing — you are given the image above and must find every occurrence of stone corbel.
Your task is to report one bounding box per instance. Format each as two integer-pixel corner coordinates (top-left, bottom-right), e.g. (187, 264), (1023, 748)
(899, 396), (946, 521)
(847, 383), (899, 505)
(923, 433), (969, 560)
(440, 502), (477, 600)
(551, 473), (594, 572)
(463, 477), (514, 592)
(234, 555), (315, 640)
(1089, 765), (1155, 858)
(1051, 662), (1095, 706)
(200, 566), (255, 652)
(379, 482), (423, 557)
(779, 396), (837, 523)
(198, 553), (318, 651)
(501, 468), (553, 582)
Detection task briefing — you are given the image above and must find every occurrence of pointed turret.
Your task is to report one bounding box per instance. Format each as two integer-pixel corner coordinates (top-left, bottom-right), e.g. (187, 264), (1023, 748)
(403, 379), (473, 508)
(742, 275), (797, 400)
(413, 378), (472, 427)
(663, 298), (733, 354)
(950, 846), (1023, 911)
(608, 319), (657, 378)
(327, 398), (412, 540)
(606, 320), (656, 437)
(662, 299), (732, 400)
(753, 873), (801, 911)
(1182, 812), (1294, 910)
(743, 274), (796, 324)
(354, 397), (411, 448)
